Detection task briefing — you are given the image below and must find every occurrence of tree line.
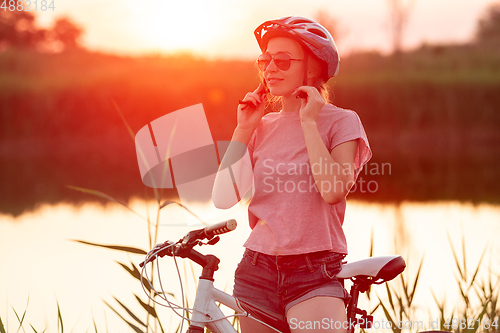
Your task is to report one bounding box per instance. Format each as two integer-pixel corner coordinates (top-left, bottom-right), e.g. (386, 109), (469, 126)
(0, 10), (82, 51)
(1, 2), (500, 54)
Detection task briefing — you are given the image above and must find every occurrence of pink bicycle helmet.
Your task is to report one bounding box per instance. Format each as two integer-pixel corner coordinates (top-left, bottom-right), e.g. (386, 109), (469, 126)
(254, 16), (340, 80)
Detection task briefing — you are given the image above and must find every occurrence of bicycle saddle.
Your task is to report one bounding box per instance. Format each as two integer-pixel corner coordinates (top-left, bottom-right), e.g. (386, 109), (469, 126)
(337, 255), (405, 283)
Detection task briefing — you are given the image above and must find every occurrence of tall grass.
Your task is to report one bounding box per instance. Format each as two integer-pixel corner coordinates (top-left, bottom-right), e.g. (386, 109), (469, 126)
(1, 203), (499, 332)
(0, 298), (64, 333)
(376, 257), (425, 333)
(374, 231), (500, 333)
(63, 100), (185, 333)
(1, 46), (499, 330)
(63, 190), (201, 332)
(431, 235), (500, 333)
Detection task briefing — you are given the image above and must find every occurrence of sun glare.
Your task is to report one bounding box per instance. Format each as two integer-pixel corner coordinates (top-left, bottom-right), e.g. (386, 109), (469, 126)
(152, 0), (219, 52)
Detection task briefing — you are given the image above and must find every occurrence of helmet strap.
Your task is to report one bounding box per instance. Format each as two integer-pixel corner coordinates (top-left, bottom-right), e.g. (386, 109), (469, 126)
(303, 51), (308, 86)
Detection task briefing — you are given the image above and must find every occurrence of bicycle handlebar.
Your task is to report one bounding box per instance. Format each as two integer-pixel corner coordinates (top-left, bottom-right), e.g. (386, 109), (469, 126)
(139, 219), (237, 268)
(202, 219), (237, 239)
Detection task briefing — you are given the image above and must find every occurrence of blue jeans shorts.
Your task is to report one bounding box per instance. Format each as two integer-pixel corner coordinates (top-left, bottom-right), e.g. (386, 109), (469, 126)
(233, 248), (350, 321)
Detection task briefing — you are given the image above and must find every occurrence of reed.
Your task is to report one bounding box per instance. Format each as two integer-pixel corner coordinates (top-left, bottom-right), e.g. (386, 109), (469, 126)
(58, 100), (237, 332)
(1, 209), (498, 332)
(64, 101), (179, 332)
(433, 234), (500, 333)
(2, 45), (499, 328)
(374, 229), (500, 333)
(0, 298), (64, 333)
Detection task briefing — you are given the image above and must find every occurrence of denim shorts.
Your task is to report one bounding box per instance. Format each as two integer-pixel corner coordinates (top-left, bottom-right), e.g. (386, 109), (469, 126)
(233, 248), (350, 321)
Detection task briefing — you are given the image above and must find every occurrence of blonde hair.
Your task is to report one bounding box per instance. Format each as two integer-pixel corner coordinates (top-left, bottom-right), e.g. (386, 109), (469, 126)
(308, 52), (331, 102)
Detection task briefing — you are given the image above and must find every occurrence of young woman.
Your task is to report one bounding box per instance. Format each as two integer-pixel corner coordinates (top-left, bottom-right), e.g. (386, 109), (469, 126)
(213, 16), (372, 333)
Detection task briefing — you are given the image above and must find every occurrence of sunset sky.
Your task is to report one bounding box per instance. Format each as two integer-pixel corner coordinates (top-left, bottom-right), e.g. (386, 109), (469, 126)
(32, 0), (500, 58)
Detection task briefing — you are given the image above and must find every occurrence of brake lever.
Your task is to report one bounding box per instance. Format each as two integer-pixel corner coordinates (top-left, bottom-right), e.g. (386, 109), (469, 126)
(181, 229), (205, 246)
(205, 236), (220, 246)
(139, 241), (176, 267)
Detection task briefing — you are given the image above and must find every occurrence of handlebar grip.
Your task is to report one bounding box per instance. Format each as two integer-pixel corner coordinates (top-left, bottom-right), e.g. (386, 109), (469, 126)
(203, 219), (237, 239)
(140, 220), (237, 267)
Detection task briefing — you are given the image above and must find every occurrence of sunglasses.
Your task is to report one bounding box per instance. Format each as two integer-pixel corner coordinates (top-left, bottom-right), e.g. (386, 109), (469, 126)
(257, 53), (303, 71)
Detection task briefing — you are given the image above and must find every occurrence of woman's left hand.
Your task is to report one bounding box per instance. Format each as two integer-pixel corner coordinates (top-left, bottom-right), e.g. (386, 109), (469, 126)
(292, 86), (326, 124)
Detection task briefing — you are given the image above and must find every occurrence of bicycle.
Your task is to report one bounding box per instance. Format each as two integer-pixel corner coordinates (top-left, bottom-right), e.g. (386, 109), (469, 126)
(139, 219), (407, 333)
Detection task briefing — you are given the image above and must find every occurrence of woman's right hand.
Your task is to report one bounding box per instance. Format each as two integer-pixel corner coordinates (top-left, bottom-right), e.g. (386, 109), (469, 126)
(237, 83), (267, 131)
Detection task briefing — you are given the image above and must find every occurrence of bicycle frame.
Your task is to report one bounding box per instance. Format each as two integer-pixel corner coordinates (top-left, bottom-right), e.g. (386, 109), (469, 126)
(183, 261), (373, 333)
(185, 270), (363, 333)
(183, 251), (282, 333)
(188, 279), (242, 333)
(140, 222), (406, 333)
(177, 254), (405, 333)
(165, 250), (381, 333)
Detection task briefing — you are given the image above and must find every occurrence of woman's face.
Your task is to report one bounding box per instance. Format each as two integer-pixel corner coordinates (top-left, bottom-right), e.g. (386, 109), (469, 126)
(263, 37), (305, 97)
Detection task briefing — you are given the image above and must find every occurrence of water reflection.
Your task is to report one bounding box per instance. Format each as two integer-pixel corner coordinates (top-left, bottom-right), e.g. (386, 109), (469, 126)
(0, 201), (499, 331)
(2, 129), (500, 217)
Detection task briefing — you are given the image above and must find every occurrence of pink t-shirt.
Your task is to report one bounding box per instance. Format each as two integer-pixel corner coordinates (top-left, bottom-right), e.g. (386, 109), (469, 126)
(244, 104), (372, 255)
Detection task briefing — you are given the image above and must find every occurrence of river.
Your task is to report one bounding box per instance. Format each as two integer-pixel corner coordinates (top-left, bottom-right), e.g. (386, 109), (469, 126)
(1, 200), (499, 332)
